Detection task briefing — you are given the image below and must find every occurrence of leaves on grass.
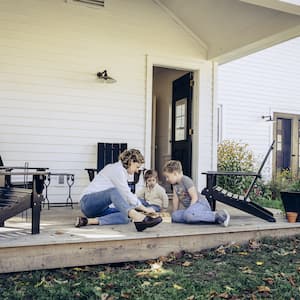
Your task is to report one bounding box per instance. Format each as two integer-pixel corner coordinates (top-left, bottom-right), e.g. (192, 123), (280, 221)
(136, 261), (173, 278)
(173, 283), (184, 290)
(101, 293), (115, 300)
(2, 236), (300, 299)
(257, 285), (271, 293)
(239, 266), (253, 274)
(141, 281), (151, 287)
(217, 291), (229, 298)
(53, 278), (68, 284)
(288, 276), (296, 286)
(249, 239), (260, 250)
(121, 292), (132, 299)
(34, 276), (47, 288)
(263, 277), (274, 285)
(182, 261), (192, 267)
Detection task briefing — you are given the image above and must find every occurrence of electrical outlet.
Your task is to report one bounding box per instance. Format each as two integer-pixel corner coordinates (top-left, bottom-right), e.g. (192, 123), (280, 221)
(58, 175), (64, 184)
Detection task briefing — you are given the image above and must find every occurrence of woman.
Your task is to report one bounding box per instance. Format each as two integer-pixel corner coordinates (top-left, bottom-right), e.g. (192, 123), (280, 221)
(75, 149), (162, 232)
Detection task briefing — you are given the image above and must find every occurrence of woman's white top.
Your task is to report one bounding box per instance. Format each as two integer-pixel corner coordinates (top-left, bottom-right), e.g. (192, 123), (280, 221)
(81, 161), (141, 206)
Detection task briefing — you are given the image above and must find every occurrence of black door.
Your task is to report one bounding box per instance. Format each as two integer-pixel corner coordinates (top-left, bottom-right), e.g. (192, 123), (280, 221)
(171, 72), (193, 177)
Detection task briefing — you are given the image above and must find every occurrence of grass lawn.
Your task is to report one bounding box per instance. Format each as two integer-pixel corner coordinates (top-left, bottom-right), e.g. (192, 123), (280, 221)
(1, 236), (300, 299)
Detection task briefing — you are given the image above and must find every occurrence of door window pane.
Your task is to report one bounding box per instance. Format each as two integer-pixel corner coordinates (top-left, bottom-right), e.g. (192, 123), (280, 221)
(276, 118), (291, 171)
(175, 98), (187, 141)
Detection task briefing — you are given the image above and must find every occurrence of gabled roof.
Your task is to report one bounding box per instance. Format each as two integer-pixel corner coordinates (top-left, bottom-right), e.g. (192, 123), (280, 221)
(155, 0), (300, 63)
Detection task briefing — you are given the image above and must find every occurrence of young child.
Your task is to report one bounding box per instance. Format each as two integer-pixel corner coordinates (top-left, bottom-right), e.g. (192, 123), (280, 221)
(136, 169), (169, 212)
(163, 160), (230, 227)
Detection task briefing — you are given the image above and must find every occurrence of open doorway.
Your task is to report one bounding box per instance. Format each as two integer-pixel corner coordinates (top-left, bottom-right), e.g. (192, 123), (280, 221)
(152, 67), (193, 187)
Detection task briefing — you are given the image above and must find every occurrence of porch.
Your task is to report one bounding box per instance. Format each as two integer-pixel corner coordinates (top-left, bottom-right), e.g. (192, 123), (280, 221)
(0, 204), (299, 274)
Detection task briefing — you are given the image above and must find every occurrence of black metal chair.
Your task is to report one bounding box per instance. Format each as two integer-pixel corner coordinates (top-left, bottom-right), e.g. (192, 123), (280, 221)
(0, 156), (33, 188)
(85, 143), (141, 193)
(201, 141), (276, 222)
(0, 170), (47, 234)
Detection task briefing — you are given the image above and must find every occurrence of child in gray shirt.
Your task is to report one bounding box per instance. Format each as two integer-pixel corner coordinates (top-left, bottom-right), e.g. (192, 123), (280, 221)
(163, 160), (230, 226)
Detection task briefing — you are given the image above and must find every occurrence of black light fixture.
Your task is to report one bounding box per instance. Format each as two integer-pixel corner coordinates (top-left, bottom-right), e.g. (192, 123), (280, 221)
(261, 115), (274, 122)
(96, 70), (116, 83)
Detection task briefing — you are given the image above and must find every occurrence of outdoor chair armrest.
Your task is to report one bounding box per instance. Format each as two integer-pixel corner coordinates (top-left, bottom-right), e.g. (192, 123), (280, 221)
(202, 171), (261, 177)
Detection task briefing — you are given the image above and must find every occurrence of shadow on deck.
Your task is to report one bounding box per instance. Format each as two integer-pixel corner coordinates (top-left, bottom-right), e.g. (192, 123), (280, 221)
(0, 204), (299, 273)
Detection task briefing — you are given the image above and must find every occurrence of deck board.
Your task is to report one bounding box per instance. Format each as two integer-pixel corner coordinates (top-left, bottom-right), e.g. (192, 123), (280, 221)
(0, 204), (299, 273)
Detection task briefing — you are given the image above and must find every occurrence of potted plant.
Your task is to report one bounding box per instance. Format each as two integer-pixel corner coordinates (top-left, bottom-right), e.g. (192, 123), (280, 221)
(278, 170), (300, 222)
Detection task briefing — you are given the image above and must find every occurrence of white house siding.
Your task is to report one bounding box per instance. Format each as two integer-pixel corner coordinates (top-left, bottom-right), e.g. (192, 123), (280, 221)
(217, 37), (300, 179)
(0, 0), (207, 203)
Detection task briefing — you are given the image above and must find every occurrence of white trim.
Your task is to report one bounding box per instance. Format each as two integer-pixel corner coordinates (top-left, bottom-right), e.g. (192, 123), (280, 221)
(152, 0), (208, 57)
(240, 0), (300, 16)
(145, 54), (214, 189)
(214, 25), (300, 64)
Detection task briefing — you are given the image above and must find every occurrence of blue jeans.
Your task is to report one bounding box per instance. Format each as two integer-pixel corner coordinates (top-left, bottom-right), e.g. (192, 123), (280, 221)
(80, 188), (134, 225)
(172, 199), (216, 223)
(140, 199), (161, 212)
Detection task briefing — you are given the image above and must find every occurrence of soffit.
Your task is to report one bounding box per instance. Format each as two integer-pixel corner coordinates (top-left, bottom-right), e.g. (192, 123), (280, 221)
(157, 0), (300, 63)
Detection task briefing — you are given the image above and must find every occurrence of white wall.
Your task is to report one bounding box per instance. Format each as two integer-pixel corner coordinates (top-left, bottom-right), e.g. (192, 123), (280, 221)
(217, 37), (300, 179)
(0, 0), (206, 202)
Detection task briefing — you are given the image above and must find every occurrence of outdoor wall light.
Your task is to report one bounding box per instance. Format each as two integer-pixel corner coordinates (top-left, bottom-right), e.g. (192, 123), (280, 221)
(261, 115), (274, 122)
(96, 70), (116, 83)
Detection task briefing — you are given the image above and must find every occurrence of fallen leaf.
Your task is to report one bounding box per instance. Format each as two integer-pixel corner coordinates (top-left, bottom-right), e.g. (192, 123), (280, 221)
(121, 292), (131, 299)
(141, 281), (151, 287)
(249, 239), (260, 249)
(263, 277), (274, 285)
(158, 256), (168, 262)
(73, 282), (81, 287)
(238, 251), (249, 256)
(101, 293), (109, 300)
(218, 292), (229, 298)
(225, 286), (234, 292)
(34, 277), (47, 288)
(53, 278), (68, 284)
(99, 272), (106, 280)
(240, 266), (253, 274)
(150, 262), (163, 271)
(256, 261), (264, 266)
(216, 245), (226, 255)
(173, 284), (184, 290)
(182, 261), (192, 267)
(257, 286), (271, 293)
(251, 294), (257, 300)
(288, 276), (296, 286)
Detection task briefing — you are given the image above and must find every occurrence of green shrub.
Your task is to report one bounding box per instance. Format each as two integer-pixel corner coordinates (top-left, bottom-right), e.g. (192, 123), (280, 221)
(217, 140), (255, 194)
(268, 168), (300, 195)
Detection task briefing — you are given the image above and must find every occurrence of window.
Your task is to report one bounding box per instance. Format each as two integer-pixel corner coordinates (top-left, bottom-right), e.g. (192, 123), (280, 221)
(175, 98), (187, 141)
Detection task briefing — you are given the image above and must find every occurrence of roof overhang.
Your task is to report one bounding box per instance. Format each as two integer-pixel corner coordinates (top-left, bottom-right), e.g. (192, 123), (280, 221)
(155, 0), (300, 63)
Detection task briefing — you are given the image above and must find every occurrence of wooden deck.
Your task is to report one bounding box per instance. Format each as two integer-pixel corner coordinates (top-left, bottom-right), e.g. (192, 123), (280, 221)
(0, 204), (299, 274)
